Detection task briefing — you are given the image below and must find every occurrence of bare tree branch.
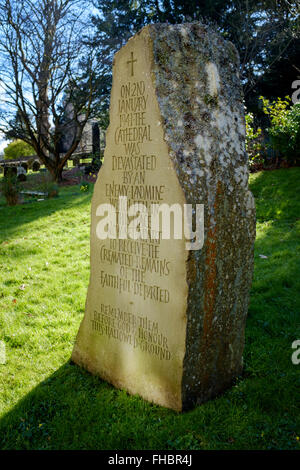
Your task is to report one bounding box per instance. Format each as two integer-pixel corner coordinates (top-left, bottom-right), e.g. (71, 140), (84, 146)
(0, 0), (97, 181)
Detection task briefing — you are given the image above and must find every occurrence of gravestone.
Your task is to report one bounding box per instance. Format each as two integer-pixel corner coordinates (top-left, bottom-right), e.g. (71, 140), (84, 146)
(72, 23), (256, 411)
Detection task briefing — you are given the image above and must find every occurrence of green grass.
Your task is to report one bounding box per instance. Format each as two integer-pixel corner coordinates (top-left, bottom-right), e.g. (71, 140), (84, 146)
(0, 168), (299, 450)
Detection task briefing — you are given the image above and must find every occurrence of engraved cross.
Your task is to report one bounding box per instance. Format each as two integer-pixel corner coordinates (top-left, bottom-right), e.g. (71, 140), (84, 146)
(127, 51), (137, 77)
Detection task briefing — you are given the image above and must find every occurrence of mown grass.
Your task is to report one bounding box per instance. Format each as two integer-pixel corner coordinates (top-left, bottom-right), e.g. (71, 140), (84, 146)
(0, 168), (299, 450)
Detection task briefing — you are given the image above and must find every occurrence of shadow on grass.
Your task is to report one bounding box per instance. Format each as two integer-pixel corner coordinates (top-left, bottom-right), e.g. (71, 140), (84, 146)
(0, 360), (173, 450)
(0, 188), (93, 242)
(0, 352), (299, 450)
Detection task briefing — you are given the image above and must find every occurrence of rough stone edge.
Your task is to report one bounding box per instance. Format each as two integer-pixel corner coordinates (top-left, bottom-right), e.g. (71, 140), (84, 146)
(145, 22), (256, 409)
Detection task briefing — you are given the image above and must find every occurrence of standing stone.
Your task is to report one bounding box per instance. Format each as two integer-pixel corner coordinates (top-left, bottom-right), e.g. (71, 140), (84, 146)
(72, 23), (256, 411)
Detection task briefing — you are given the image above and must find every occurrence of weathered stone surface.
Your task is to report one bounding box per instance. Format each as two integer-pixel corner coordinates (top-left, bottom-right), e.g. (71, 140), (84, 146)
(72, 23), (256, 411)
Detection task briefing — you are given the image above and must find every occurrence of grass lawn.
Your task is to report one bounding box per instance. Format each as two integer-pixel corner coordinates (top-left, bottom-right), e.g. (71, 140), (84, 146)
(0, 168), (299, 450)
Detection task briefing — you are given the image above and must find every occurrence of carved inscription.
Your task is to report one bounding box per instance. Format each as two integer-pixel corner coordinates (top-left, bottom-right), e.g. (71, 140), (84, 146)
(92, 54), (173, 360)
(91, 303), (171, 360)
(73, 30), (189, 411)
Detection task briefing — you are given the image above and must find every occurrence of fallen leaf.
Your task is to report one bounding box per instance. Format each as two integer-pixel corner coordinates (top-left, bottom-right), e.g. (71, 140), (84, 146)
(12, 299), (17, 304)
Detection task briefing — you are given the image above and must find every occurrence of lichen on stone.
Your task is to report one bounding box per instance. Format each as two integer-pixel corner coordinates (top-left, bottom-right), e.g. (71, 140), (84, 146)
(145, 22), (256, 409)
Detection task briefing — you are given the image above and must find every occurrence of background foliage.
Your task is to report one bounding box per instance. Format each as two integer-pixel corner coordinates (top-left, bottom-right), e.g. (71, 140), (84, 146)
(4, 140), (35, 160)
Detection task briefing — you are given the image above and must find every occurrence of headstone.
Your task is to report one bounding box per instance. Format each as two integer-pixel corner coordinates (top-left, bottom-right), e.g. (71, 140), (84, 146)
(99, 128), (106, 156)
(17, 165), (27, 181)
(72, 23), (256, 411)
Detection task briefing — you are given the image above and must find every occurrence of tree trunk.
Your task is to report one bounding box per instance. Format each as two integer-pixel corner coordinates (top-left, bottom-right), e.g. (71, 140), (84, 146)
(47, 163), (63, 183)
(54, 166), (64, 183)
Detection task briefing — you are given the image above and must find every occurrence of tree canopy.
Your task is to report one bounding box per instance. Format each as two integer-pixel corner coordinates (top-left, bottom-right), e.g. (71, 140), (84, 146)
(3, 139), (35, 160)
(91, 0), (300, 111)
(0, 0), (299, 176)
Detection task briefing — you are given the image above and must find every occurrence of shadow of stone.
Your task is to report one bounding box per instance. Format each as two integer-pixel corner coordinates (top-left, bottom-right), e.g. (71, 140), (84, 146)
(0, 361), (113, 449)
(0, 359), (170, 450)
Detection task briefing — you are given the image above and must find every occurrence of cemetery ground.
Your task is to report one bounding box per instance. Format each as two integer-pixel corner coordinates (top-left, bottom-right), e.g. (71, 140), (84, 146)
(0, 167), (299, 450)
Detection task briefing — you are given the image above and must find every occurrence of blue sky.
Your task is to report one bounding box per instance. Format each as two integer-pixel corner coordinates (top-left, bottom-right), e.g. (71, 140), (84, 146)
(0, 137), (6, 156)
